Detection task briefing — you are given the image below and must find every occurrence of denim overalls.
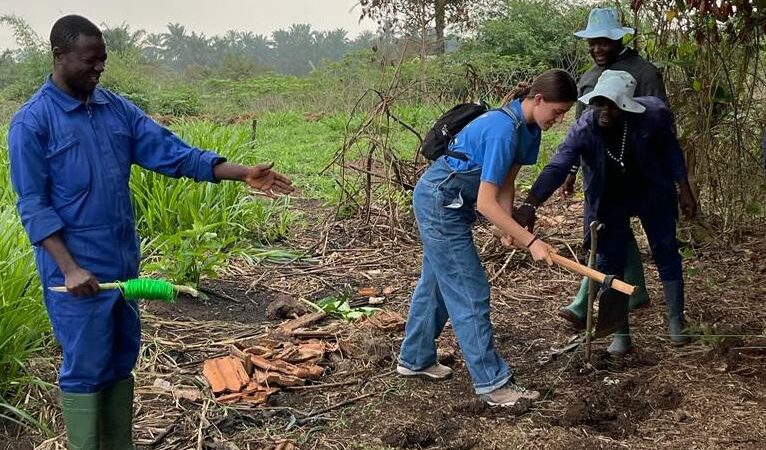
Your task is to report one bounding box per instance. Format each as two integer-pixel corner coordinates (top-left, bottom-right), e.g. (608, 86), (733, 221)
(398, 157), (511, 394)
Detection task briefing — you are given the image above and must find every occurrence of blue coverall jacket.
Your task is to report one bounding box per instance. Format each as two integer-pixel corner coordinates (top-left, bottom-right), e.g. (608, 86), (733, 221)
(8, 78), (222, 393)
(529, 97), (688, 280)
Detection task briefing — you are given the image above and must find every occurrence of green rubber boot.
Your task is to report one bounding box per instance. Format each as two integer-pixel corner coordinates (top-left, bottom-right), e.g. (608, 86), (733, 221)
(663, 280), (691, 346)
(61, 391), (101, 450)
(101, 377), (136, 450)
(558, 277), (588, 329)
(625, 238), (649, 310)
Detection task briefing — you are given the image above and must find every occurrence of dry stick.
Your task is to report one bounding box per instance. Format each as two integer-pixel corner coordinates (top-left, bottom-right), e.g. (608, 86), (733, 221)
(297, 392), (377, 425)
(585, 221), (600, 363)
(135, 422), (178, 447)
(285, 378), (362, 391)
(285, 369), (397, 391)
(196, 400), (210, 450)
(489, 250), (517, 283)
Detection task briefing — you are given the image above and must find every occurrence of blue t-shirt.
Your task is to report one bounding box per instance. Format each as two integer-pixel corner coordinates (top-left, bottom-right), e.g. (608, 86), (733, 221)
(445, 99), (542, 186)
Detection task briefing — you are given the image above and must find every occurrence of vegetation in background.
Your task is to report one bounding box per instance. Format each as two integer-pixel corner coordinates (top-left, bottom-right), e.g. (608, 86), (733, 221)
(1, 0), (764, 430)
(0, 127), (50, 429)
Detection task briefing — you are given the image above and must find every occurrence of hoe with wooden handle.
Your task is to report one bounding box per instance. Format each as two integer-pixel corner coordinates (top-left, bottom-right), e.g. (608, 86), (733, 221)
(489, 227), (635, 296)
(492, 225), (633, 356)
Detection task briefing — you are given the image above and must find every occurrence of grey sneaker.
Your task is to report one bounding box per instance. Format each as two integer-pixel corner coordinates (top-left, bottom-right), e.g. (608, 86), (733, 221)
(480, 382), (540, 406)
(396, 363), (452, 380)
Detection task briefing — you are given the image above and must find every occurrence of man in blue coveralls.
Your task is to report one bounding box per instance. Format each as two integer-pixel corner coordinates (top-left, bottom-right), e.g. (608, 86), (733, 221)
(514, 70), (697, 356)
(8, 15), (293, 449)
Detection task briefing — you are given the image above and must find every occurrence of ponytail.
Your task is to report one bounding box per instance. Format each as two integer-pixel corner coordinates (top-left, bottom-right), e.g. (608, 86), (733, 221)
(502, 69), (578, 104)
(501, 82), (532, 104)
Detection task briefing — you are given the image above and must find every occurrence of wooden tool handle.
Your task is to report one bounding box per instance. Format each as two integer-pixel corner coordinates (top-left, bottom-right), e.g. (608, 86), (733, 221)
(49, 282), (122, 293)
(48, 282), (202, 297)
(488, 227), (636, 296)
(550, 253), (635, 296)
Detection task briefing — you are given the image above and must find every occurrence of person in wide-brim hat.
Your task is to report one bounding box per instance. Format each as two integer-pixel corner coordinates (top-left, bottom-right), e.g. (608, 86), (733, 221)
(516, 70), (698, 356)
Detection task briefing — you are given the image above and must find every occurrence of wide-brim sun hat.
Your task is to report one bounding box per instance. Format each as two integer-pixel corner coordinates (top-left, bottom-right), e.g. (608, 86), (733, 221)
(578, 70), (646, 114)
(574, 7), (635, 41)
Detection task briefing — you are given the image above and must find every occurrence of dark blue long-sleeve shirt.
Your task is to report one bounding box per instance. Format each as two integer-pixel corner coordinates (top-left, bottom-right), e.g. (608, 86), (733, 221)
(530, 97), (687, 225)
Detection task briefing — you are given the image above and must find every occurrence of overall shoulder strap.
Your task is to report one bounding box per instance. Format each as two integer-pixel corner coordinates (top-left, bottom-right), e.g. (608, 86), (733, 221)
(498, 104), (522, 130)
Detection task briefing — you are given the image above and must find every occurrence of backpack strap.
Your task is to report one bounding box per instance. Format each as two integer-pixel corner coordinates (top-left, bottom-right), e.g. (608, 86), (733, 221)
(497, 104), (523, 130)
(445, 103), (520, 163)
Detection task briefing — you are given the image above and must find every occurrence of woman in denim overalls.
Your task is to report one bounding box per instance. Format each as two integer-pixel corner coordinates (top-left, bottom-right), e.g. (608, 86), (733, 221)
(397, 69), (578, 406)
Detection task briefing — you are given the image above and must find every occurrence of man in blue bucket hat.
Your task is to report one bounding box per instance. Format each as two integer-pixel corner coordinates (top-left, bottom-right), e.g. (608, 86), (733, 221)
(518, 7), (673, 332)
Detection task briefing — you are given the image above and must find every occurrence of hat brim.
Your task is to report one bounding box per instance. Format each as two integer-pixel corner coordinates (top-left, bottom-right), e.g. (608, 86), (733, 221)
(578, 91), (645, 114)
(574, 27), (634, 40)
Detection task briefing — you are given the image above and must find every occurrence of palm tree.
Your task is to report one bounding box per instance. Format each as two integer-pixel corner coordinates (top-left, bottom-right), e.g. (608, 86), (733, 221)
(141, 32), (165, 63)
(161, 23), (189, 68)
(101, 22), (145, 54)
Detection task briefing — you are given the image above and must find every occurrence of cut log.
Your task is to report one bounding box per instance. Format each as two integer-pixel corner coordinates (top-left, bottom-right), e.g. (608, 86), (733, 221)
(274, 311), (327, 337)
(216, 392), (243, 403)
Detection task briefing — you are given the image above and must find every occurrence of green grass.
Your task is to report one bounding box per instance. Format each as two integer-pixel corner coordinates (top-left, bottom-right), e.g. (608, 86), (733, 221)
(0, 91), (573, 433)
(132, 119), (303, 285)
(0, 127), (50, 428)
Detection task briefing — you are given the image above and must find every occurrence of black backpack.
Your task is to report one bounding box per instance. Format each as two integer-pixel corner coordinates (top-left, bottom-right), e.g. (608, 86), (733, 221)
(420, 101), (517, 161)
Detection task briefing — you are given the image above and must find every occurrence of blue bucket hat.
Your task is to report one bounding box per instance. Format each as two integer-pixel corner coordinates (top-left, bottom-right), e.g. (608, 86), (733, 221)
(574, 7), (635, 41)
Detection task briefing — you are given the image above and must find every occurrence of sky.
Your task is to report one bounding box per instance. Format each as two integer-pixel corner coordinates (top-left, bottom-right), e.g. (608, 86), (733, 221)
(0, 0), (375, 50)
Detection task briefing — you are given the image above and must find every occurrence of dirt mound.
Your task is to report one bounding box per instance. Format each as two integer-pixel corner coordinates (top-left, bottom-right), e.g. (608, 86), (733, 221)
(558, 378), (682, 437)
(380, 413), (477, 449)
(265, 294), (310, 319)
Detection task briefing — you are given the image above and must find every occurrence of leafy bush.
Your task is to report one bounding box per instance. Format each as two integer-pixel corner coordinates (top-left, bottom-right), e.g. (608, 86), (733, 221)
(458, 0), (589, 74)
(152, 85), (201, 116)
(0, 50), (50, 102)
(99, 49), (156, 112)
(131, 120), (296, 284)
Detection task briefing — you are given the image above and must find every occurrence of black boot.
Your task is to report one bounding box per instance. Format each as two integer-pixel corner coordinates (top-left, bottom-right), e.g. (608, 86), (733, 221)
(663, 280), (690, 346)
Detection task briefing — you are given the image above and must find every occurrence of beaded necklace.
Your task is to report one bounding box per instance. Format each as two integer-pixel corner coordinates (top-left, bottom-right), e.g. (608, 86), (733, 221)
(605, 121), (628, 171)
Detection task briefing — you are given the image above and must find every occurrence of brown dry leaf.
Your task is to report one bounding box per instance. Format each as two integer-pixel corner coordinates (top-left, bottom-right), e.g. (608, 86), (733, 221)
(358, 287), (380, 297)
(274, 341), (327, 364)
(216, 392), (243, 403)
(244, 345), (276, 359)
(253, 369), (305, 387)
(242, 390), (274, 405)
(250, 354), (324, 380)
(337, 339), (364, 359)
(257, 338), (284, 349)
(361, 310), (406, 331)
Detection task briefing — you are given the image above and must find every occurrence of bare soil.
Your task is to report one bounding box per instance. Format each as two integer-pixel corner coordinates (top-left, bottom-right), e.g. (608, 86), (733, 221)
(7, 198), (766, 450)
